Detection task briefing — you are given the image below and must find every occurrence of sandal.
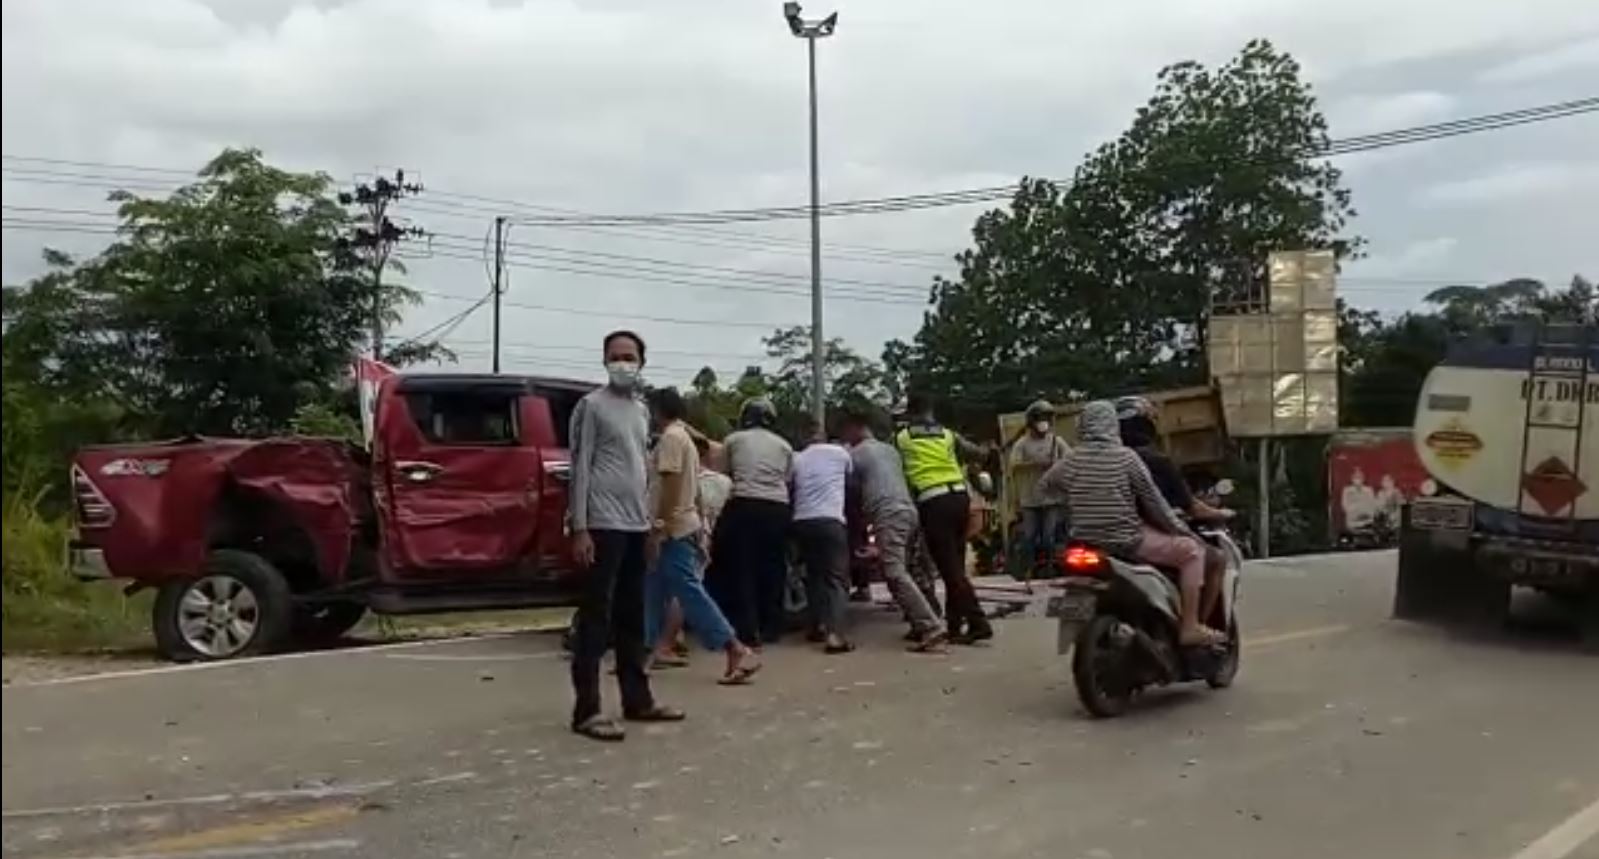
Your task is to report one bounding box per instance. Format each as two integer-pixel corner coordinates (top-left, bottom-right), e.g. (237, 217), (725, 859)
(623, 704), (687, 723)
(907, 630), (949, 653)
(572, 715), (626, 742)
(1179, 626), (1227, 648)
(718, 660), (763, 686)
(650, 653), (689, 669)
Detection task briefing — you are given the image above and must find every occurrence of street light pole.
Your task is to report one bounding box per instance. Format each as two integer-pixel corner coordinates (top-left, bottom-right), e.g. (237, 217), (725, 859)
(784, 2), (837, 433)
(806, 34), (824, 433)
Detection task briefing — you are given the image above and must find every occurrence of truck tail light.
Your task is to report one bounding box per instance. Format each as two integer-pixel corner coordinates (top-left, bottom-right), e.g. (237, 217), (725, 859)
(71, 465), (116, 528)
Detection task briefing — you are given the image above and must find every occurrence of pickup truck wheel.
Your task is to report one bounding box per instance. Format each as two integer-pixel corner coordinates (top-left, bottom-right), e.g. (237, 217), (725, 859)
(153, 550), (292, 662)
(294, 602), (367, 645)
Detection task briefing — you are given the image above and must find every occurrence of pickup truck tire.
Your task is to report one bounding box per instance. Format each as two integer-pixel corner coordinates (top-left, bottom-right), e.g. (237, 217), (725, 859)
(153, 550), (293, 662)
(294, 602), (367, 645)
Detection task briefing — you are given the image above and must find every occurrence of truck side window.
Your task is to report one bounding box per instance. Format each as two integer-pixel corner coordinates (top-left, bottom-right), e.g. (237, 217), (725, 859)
(538, 388), (587, 449)
(405, 392), (520, 446)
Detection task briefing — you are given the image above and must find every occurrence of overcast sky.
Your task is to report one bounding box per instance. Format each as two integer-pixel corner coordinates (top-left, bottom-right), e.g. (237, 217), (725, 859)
(3, 0), (1596, 387)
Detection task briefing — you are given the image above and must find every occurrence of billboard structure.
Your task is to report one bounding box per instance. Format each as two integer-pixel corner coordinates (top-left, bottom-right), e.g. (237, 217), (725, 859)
(1207, 249), (1341, 556)
(1208, 249), (1340, 437)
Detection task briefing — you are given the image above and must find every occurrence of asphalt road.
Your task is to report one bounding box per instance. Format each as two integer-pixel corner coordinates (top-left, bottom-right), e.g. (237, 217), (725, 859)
(4, 552), (1596, 859)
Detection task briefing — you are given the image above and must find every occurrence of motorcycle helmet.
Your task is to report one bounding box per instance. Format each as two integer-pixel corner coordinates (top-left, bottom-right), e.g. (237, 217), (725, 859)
(1114, 395), (1158, 446)
(738, 396), (778, 430)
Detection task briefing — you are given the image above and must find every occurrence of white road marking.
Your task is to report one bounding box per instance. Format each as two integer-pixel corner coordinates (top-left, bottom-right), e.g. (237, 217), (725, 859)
(381, 651), (557, 662)
(1507, 795), (1599, 859)
(74, 838), (360, 859)
(2, 633), (531, 688)
(411, 772), (477, 788)
(1, 782), (395, 820)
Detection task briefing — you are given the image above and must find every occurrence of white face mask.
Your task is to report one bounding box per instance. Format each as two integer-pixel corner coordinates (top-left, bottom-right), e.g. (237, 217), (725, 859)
(605, 360), (641, 389)
(1032, 420), (1050, 434)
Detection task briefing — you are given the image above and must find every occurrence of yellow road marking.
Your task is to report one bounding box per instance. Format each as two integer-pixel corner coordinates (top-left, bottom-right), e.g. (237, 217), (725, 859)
(115, 803), (358, 855)
(1245, 624), (1351, 650)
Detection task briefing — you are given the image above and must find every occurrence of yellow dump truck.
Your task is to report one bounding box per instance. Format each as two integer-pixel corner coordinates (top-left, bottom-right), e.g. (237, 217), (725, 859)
(996, 386), (1230, 572)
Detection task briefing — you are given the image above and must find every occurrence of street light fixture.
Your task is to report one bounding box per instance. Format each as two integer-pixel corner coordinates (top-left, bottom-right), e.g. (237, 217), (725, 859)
(782, 2), (837, 433)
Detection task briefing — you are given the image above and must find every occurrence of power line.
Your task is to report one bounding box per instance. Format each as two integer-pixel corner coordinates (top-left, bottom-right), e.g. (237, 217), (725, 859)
(428, 230), (929, 293)
(5, 95), (1591, 246)
(486, 98), (1599, 226)
(412, 287), (796, 330)
(407, 245), (933, 306)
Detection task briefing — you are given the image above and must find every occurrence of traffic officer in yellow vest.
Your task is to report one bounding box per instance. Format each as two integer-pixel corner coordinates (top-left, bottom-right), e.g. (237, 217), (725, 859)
(895, 391), (994, 644)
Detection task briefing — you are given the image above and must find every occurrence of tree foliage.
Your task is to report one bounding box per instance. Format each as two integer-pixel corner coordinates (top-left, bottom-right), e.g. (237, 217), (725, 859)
(897, 40), (1361, 433)
(679, 326), (893, 442)
(3, 149), (377, 438)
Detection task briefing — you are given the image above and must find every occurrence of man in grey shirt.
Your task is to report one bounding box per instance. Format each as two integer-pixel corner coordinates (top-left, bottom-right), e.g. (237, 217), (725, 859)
(567, 330), (683, 742)
(840, 410), (947, 651)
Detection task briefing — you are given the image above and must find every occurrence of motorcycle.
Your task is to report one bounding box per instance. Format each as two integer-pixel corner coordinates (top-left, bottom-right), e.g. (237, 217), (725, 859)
(1045, 481), (1244, 718)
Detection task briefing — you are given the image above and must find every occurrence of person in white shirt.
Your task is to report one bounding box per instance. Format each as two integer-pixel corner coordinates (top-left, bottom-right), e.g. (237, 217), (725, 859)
(790, 426), (856, 653)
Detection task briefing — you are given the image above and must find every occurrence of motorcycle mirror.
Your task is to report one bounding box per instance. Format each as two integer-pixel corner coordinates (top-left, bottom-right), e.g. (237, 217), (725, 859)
(1214, 478), (1236, 497)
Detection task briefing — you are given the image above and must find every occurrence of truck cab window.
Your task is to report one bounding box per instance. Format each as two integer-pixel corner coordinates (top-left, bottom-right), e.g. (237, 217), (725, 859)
(406, 392), (520, 446)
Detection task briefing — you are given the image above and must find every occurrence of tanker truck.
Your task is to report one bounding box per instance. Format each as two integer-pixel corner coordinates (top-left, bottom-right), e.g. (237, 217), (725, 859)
(1393, 322), (1597, 646)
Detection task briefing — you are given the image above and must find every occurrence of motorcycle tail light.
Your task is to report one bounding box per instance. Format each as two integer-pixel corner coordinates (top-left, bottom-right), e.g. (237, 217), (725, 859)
(1062, 545), (1105, 574)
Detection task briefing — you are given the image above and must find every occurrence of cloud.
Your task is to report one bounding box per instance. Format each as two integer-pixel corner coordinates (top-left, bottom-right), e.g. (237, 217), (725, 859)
(1477, 36), (1599, 83)
(3, 0), (1598, 382)
(1422, 161), (1599, 204)
(1327, 91), (1458, 137)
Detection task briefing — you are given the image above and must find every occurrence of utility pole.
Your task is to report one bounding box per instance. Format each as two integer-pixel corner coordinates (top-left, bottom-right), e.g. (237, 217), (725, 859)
(341, 170), (423, 362)
(783, 2), (838, 432)
(492, 216), (507, 374)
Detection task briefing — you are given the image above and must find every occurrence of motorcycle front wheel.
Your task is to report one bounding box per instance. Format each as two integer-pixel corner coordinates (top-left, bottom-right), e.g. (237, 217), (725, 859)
(1072, 614), (1136, 718)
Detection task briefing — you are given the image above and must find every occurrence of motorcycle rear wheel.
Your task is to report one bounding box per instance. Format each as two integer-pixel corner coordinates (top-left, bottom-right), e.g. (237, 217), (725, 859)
(1206, 617), (1241, 689)
(1072, 615), (1135, 718)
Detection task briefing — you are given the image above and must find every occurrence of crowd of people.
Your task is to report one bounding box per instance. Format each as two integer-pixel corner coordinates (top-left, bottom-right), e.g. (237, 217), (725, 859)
(564, 330), (993, 742)
(564, 329), (1233, 742)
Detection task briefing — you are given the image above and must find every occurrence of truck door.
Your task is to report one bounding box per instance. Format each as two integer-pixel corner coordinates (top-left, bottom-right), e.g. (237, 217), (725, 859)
(521, 387), (586, 588)
(373, 377), (541, 575)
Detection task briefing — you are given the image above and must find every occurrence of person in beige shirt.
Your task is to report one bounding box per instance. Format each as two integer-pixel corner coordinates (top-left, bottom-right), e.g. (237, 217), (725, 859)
(644, 388), (760, 685)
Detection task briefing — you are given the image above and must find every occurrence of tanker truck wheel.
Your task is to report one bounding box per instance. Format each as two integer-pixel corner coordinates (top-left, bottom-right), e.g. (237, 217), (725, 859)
(1392, 518), (1453, 621)
(1580, 588), (1599, 654)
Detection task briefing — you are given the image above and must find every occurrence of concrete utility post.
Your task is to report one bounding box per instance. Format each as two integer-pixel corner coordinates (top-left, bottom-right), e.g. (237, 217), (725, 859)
(783, 2), (838, 431)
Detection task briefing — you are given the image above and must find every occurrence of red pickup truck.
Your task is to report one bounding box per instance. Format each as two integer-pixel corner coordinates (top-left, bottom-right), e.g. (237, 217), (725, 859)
(70, 373), (594, 661)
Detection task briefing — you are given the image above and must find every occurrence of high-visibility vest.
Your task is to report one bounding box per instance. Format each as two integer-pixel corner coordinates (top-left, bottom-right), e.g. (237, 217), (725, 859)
(894, 423), (966, 495)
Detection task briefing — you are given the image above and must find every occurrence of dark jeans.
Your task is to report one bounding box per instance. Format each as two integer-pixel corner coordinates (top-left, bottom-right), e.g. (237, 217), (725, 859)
(793, 518), (850, 635)
(570, 529), (655, 727)
(708, 498), (791, 646)
(917, 491), (985, 630)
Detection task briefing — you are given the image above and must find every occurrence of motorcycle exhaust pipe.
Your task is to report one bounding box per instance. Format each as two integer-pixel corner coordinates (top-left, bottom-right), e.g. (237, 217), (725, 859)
(1127, 626), (1178, 682)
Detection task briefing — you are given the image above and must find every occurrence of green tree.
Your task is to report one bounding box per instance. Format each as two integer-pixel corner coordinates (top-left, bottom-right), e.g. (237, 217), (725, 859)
(899, 40), (1360, 433)
(2, 149), (394, 437)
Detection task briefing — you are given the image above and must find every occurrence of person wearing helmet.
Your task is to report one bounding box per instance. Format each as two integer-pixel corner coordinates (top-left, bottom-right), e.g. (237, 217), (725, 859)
(1115, 395), (1234, 625)
(1038, 401), (1224, 647)
(1008, 399), (1071, 574)
(707, 397), (794, 647)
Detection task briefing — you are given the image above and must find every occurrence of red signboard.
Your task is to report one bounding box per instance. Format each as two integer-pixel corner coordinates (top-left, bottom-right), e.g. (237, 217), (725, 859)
(1327, 430), (1431, 538)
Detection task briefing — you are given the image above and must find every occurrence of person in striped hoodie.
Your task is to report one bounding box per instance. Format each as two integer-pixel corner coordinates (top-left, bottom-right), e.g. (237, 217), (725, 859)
(1037, 401), (1224, 647)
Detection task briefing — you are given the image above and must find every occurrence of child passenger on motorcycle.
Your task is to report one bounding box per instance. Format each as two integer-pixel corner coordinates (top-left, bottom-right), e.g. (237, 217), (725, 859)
(1037, 401), (1225, 647)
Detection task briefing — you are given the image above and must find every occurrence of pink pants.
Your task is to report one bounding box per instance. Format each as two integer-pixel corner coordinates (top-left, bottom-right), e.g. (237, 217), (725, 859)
(1134, 526), (1205, 591)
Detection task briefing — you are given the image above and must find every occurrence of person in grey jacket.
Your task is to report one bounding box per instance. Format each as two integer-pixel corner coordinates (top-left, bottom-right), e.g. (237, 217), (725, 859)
(1038, 401), (1222, 646)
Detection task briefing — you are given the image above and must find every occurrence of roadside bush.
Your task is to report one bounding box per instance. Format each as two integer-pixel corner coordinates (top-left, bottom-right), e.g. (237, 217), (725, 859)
(1, 492), (149, 653)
